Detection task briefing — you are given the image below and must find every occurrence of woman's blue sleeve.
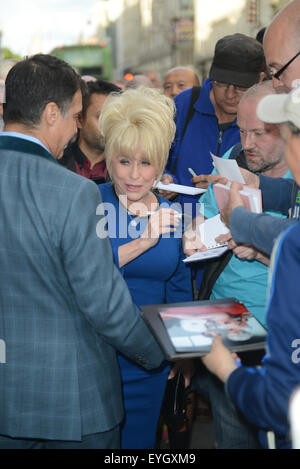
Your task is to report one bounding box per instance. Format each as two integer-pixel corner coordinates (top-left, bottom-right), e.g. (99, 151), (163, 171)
(165, 240), (193, 303)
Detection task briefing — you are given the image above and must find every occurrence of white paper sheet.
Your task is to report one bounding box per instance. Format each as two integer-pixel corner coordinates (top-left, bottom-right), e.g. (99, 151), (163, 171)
(210, 152), (246, 184)
(155, 181), (207, 196)
(199, 214), (229, 249)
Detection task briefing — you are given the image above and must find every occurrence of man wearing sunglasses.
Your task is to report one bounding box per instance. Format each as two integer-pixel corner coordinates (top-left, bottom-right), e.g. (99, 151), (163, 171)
(220, 0), (300, 257)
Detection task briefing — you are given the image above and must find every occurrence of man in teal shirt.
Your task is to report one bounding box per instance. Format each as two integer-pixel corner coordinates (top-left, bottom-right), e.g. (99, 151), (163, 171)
(187, 81), (291, 327)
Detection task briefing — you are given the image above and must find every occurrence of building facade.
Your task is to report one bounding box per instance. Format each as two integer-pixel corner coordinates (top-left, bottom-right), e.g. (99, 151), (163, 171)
(96, 0), (289, 81)
(98, 0), (195, 79)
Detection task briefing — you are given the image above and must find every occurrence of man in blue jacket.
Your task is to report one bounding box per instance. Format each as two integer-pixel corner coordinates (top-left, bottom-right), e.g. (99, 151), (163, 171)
(161, 33), (264, 292)
(160, 33), (264, 217)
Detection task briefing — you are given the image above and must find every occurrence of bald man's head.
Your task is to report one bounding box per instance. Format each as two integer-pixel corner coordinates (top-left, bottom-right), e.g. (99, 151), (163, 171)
(264, 0), (300, 91)
(163, 67), (199, 99)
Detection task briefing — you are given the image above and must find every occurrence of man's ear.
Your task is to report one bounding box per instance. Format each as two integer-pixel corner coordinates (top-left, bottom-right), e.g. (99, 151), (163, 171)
(44, 102), (60, 126)
(258, 71), (265, 83)
(76, 111), (84, 129)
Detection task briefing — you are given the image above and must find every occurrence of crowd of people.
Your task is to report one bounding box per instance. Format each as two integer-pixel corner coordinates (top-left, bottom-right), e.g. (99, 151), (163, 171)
(0, 0), (300, 451)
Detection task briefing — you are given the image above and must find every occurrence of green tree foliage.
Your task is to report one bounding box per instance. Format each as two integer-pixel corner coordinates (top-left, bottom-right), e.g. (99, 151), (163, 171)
(1, 47), (22, 60)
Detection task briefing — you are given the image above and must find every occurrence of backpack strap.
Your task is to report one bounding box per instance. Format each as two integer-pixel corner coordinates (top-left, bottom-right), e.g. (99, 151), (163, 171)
(198, 142), (247, 301)
(170, 86), (201, 175)
(197, 250), (233, 300)
(181, 86), (201, 144)
(228, 142), (248, 169)
(228, 142), (243, 160)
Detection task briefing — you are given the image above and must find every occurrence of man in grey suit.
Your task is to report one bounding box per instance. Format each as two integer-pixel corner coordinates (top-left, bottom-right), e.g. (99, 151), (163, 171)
(0, 54), (164, 449)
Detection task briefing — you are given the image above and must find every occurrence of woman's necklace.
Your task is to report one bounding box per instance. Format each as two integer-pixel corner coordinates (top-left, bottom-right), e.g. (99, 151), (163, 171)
(126, 200), (159, 227)
(112, 186), (160, 227)
(127, 210), (140, 228)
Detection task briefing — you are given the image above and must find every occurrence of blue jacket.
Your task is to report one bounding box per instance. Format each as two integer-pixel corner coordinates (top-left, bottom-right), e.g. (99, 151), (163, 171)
(227, 221), (300, 448)
(166, 78), (240, 216)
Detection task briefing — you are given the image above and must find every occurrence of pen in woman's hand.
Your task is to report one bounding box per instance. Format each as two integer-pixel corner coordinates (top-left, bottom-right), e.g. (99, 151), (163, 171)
(188, 168), (197, 178)
(146, 211), (192, 218)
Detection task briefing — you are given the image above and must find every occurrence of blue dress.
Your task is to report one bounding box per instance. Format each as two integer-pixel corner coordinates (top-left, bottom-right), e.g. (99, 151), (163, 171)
(98, 183), (193, 449)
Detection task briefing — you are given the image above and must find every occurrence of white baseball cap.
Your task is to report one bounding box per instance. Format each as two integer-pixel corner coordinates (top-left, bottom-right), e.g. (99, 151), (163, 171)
(257, 86), (300, 129)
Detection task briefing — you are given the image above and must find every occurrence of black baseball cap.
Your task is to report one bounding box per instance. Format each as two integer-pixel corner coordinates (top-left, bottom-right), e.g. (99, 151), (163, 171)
(209, 33), (264, 88)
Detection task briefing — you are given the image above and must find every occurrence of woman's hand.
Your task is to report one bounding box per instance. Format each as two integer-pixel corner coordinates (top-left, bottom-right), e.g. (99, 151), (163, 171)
(141, 208), (180, 248)
(118, 208), (181, 268)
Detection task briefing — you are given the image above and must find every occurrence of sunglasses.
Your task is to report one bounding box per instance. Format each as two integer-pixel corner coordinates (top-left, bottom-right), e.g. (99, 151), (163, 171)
(212, 81), (248, 95)
(270, 51), (300, 80)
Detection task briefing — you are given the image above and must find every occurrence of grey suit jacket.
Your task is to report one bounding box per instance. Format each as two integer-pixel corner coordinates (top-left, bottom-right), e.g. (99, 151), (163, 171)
(0, 136), (164, 441)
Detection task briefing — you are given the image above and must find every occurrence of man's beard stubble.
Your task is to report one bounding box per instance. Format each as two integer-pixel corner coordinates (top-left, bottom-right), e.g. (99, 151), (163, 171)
(84, 134), (105, 154)
(245, 152), (283, 174)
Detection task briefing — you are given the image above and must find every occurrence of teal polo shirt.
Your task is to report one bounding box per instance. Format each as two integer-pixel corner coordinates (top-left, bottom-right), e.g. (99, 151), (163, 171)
(200, 147), (292, 327)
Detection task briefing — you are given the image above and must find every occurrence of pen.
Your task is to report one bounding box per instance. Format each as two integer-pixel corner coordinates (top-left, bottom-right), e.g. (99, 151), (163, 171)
(188, 167), (197, 178)
(146, 211), (192, 218)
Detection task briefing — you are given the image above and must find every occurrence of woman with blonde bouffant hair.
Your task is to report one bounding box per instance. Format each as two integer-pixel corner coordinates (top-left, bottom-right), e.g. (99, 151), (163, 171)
(98, 87), (193, 449)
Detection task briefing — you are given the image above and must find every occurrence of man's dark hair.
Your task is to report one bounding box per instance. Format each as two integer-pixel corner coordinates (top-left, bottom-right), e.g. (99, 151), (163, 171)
(81, 80), (122, 118)
(3, 54), (82, 127)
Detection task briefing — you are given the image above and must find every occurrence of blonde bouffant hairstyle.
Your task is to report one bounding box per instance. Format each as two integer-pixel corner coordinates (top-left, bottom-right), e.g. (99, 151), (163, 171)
(98, 86), (176, 181)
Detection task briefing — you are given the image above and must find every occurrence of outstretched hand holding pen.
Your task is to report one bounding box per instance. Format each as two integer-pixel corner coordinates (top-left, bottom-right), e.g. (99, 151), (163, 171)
(156, 174), (178, 201)
(188, 167), (228, 189)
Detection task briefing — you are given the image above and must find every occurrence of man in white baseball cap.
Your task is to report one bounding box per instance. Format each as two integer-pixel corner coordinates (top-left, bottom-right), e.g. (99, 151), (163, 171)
(256, 86), (300, 188)
(219, 1), (300, 256)
(201, 86), (300, 449)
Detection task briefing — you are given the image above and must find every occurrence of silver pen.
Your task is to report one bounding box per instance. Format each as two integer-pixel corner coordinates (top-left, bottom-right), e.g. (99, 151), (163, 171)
(188, 167), (197, 178)
(146, 211), (192, 218)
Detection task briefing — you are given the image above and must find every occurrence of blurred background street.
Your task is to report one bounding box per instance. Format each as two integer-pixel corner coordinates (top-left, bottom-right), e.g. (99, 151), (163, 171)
(0, 0), (290, 84)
